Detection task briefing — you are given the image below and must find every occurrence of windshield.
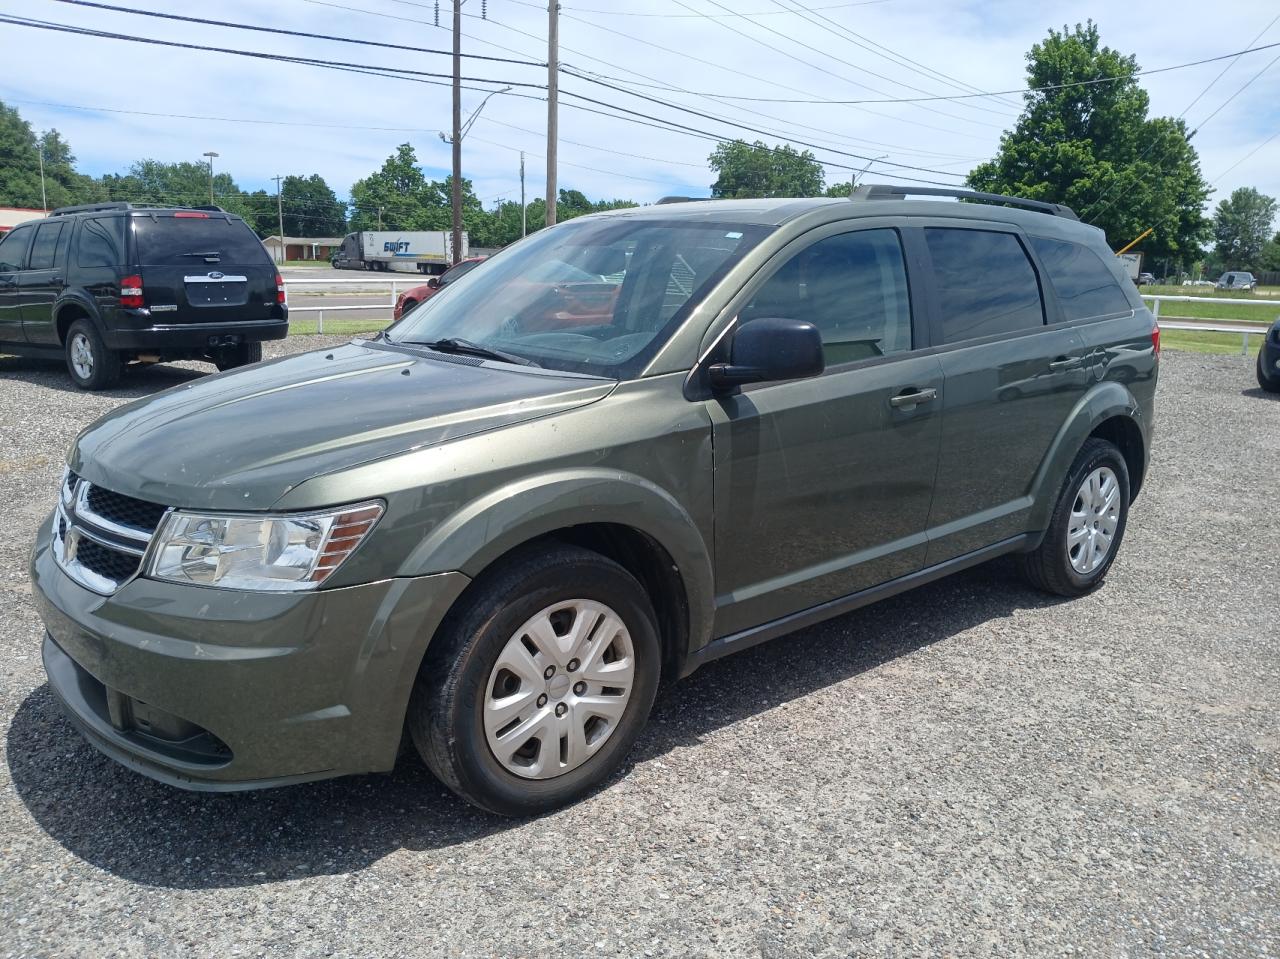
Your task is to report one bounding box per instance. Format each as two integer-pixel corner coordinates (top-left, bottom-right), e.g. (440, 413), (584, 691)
(387, 216), (769, 377)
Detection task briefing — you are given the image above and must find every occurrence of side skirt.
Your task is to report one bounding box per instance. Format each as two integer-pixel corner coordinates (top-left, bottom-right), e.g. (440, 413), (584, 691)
(682, 533), (1034, 676)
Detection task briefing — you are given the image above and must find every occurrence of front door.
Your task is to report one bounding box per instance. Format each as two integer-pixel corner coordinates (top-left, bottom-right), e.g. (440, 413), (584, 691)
(0, 225), (34, 343)
(709, 225), (943, 637)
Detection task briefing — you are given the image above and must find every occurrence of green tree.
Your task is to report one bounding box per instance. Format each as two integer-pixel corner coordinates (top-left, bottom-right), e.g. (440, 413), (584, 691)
(1259, 231), (1280, 272)
(1212, 187), (1276, 270)
(99, 160), (257, 221)
(349, 144), (430, 230)
(0, 101), (99, 209)
(277, 173), (346, 236)
(967, 22), (1210, 269)
(708, 140), (824, 198)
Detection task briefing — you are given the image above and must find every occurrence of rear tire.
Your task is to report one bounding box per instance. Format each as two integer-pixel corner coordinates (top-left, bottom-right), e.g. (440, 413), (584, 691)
(64, 319), (121, 390)
(213, 341), (262, 372)
(1019, 438), (1130, 597)
(1257, 349), (1280, 393)
(408, 543), (661, 817)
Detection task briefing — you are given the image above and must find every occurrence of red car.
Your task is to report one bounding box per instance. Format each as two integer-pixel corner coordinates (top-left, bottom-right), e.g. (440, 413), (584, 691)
(392, 256), (487, 321)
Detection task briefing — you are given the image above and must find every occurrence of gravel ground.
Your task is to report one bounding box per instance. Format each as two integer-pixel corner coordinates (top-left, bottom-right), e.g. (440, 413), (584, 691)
(0, 345), (1277, 958)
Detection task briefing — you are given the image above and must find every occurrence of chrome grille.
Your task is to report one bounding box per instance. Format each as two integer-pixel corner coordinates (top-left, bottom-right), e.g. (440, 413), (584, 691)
(52, 469), (169, 595)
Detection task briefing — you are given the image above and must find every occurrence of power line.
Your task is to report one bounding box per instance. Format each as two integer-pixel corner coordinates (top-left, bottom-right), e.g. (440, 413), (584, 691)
(46, 0), (543, 65)
(666, 0), (1011, 123)
(512, 0), (893, 14)
(1211, 128), (1280, 183)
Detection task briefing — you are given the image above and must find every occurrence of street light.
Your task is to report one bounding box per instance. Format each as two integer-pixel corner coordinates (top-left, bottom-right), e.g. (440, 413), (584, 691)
(202, 151), (219, 205)
(439, 86), (512, 146)
(852, 154), (887, 192)
(440, 85), (511, 266)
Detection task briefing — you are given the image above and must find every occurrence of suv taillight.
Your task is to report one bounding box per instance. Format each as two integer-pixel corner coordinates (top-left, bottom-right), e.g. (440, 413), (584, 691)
(120, 274), (144, 309)
(275, 273), (286, 305)
(1151, 323), (1160, 357)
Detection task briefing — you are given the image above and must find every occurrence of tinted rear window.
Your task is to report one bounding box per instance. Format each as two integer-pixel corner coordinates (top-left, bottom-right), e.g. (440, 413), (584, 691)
(76, 216), (126, 268)
(925, 228), (1044, 343)
(1029, 236), (1131, 320)
(133, 215), (269, 266)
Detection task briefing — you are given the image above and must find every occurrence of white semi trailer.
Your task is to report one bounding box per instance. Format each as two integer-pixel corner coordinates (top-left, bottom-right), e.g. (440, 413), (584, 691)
(330, 230), (469, 274)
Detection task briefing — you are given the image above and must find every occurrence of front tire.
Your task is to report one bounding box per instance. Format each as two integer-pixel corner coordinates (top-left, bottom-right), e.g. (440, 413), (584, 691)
(1257, 349), (1280, 393)
(1019, 438), (1130, 597)
(64, 319), (121, 390)
(408, 544), (661, 816)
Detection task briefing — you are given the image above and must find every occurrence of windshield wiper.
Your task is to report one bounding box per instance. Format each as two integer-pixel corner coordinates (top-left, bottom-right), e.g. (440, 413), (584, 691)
(180, 251), (222, 261)
(416, 337), (539, 367)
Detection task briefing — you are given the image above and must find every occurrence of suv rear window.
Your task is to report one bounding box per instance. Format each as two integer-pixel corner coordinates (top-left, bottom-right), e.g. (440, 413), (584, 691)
(76, 217), (126, 269)
(1029, 236), (1131, 320)
(925, 228), (1044, 343)
(133, 215), (269, 266)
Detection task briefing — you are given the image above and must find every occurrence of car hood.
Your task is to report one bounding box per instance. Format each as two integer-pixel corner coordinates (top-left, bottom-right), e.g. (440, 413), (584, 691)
(70, 341), (615, 510)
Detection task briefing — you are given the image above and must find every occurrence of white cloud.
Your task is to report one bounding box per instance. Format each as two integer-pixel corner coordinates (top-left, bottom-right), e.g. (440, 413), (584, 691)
(3, 0), (1277, 233)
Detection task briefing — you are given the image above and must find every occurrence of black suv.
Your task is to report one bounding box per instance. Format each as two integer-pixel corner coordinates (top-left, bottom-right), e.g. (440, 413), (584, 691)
(0, 202), (288, 389)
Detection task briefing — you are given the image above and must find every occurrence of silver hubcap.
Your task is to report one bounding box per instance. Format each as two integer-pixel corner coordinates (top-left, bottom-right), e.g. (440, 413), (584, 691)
(483, 599), (635, 780)
(70, 333), (94, 379)
(1067, 466), (1121, 575)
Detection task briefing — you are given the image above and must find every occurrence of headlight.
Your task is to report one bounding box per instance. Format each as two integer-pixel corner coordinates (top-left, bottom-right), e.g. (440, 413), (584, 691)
(147, 502), (383, 591)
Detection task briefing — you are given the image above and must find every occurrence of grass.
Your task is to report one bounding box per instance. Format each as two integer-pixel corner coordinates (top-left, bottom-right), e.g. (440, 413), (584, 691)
(1161, 330), (1265, 356)
(1140, 285), (1280, 324)
(280, 259), (334, 268)
(288, 317), (389, 336)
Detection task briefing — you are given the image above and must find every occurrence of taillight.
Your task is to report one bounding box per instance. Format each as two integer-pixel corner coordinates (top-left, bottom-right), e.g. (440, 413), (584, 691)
(1151, 323), (1161, 357)
(120, 274), (144, 309)
(275, 273), (286, 305)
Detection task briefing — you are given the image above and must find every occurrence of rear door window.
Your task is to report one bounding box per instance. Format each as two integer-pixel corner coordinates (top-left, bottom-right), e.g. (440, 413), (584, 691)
(925, 228), (1044, 343)
(28, 221), (66, 271)
(133, 215), (270, 266)
(76, 217), (126, 268)
(1030, 236), (1132, 320)
(743, 228), (913, 364)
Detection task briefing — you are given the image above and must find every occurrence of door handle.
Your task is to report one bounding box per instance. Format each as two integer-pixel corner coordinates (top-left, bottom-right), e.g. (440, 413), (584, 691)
(889, 387), (938, 409)
(1049, 357), (1082, 371)
(50, 275), (64, 287)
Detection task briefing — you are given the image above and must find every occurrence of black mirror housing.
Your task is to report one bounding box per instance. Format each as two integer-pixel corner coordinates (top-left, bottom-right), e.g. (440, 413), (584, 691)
(709, 317), (824, 392)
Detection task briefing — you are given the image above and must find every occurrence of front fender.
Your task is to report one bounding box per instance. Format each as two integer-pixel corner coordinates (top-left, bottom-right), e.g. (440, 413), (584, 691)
(400, 468), (716, 656)
(1026, 380), (1147, 533)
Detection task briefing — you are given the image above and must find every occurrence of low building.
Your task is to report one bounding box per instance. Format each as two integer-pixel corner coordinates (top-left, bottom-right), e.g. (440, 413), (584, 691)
(0, 207), (46, 233)
(262, 236), (343, 264)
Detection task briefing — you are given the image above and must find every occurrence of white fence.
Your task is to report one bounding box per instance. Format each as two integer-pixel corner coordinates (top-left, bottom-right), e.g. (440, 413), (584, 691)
(1141, 294), (1278, 355)
(283, 277), (405, 332)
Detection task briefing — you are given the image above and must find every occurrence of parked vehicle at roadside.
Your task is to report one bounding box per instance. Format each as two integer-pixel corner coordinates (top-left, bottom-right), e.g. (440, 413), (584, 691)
(0, 202), (286, 389)
(392, 256), (487, 320)
(1257, 317), (1280, 392)
(1137, 272), (1155, 285)
(1216, 271), (1257, 291)
(32, 186), (1158, 815)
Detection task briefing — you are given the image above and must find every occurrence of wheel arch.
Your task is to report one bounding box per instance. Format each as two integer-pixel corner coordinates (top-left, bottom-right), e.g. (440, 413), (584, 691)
(54, 297), (99, 345)
(1027, 381), (1150, 532)
(400, 469), (715, 674)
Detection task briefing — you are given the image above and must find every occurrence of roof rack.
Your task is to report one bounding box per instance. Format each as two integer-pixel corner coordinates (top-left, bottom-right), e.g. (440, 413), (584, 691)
(655, 196), (712, 205)
(48, 201), (230, 217)
(850, 184), (1078, 220)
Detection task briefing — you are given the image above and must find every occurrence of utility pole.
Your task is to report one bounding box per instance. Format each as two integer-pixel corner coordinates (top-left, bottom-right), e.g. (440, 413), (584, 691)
(38, 148), (47, 212)
(520, 151), (527, 238)
(451, 0), (464, 266)
(545, 0), (559, 226)
(272, 175), (285, 265)
(377, 207), (383, 230)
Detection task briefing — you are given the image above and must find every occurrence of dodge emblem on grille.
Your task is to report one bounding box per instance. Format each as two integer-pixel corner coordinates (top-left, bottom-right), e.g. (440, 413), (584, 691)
(63, 527), (81, 564)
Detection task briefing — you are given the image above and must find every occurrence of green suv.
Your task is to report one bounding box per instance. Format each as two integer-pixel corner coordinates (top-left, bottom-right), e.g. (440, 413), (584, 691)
(31, 187), (1158, 815)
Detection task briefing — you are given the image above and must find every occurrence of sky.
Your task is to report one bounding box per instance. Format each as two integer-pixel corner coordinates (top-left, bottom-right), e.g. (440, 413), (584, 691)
(1, 0), (1277, 235)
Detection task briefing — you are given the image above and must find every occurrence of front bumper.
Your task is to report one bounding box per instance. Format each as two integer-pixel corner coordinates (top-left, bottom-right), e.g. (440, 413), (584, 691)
(31, 515), (469, 791)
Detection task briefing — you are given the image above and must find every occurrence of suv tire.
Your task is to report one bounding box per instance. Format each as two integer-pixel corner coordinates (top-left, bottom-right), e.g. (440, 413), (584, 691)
(408, 543), (661, 816)
(1018, 437), (1130, 597)
(213, 342), (263, 372)
(1257, 349), (1280, 393)
(65, 318), (122, 390)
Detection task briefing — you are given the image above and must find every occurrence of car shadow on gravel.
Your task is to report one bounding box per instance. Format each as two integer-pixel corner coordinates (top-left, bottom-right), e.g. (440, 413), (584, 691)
(7, 559), (1063, 890)
(1241, 386), (1280, 401)
(0, 355), (208, 397)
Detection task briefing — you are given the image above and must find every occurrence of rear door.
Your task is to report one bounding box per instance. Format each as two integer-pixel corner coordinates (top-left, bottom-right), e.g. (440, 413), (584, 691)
(916, 221), (1089, 565)
(19, 219), (71, 343)
(131, 212), (278, 325)
(0, 225), (35, 343)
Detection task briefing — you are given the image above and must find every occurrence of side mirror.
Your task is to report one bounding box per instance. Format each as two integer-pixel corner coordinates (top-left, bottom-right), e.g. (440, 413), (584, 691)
(426, 277), (441, 289)
(709, 317), (824, 392)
